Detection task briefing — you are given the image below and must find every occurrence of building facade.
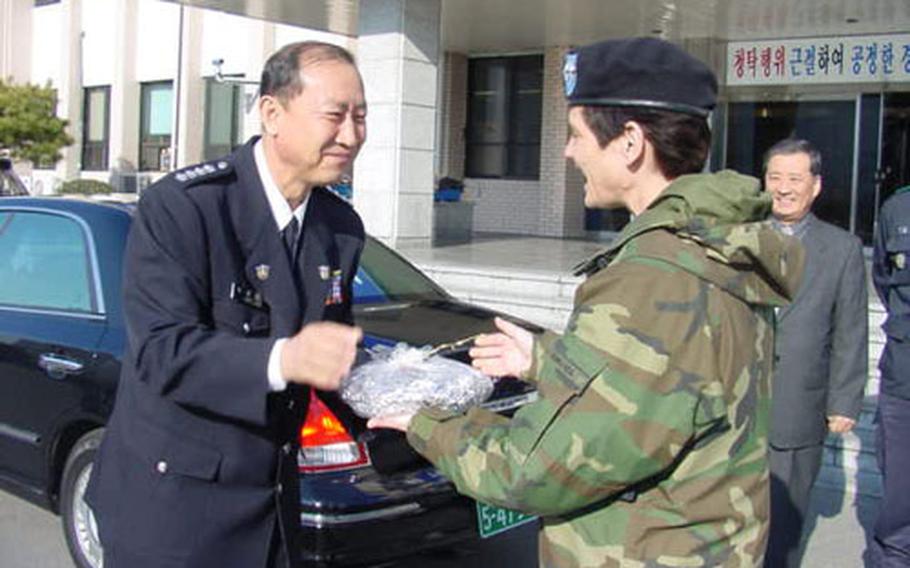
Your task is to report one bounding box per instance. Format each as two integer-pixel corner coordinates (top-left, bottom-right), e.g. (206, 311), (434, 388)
(2, 0), (909, 246)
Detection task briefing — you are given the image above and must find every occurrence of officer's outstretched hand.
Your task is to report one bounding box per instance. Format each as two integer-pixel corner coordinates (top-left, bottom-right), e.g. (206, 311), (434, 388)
(281, 322), (363, 390)
(367, 413), (414, 432)
(469, 317), (533, 378)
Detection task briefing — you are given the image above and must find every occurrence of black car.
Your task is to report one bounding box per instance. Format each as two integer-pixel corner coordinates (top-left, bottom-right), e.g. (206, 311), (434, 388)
(0, 196), (538, 567)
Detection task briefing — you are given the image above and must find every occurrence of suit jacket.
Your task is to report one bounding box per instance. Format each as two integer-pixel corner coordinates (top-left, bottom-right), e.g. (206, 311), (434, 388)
(770, 214), (867, 448)
(85, 137), (364, 567)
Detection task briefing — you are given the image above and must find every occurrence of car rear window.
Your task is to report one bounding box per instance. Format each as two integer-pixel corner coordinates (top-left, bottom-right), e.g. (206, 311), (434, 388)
(0, 211), (96, 313)
(354, 238), (447, 304)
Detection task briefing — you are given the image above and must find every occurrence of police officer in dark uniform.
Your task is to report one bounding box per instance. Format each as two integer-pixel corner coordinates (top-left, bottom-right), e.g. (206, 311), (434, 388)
(86, 41), (366, 568)
(871, 186), (910, 566)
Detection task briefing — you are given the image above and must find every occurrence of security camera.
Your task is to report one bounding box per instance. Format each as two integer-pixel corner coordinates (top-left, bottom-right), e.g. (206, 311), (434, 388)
(212, 58), (225, 67)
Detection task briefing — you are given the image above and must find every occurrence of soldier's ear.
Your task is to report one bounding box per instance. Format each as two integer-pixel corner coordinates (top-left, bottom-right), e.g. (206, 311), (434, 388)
(621, 121), (646, 164)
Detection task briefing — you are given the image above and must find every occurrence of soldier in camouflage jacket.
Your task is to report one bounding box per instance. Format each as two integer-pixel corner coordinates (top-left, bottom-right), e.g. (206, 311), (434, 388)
(370, 38), (804, 567)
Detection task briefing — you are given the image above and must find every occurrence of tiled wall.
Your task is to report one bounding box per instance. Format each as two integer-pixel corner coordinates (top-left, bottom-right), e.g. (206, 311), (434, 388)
(439, 52), (466, 181)
(537, 45), (586, 238)
(465, 178), (543, 234)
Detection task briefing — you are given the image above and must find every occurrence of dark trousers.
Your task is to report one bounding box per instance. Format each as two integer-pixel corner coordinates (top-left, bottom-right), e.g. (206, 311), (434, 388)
(266, 519), (289, 568)
(765, 443), (824, 568)
(870, 392), (910, 567)
(103, 523), (287, 568)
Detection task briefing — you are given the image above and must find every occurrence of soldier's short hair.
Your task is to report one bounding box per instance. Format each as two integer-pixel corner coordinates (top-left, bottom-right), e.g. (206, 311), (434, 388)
(763, 138), (822, 177)
(581, 106), (712, 179)
(260, 41), (357, 104)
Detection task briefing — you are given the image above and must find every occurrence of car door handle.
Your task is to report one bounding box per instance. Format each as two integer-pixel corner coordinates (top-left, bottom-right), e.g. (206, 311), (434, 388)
(38, 353), (84, 379)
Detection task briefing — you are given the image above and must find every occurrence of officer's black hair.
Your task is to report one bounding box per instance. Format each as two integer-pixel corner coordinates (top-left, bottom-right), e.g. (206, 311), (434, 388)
(259, 41), (357, 104)
(762, 138), (822, 177)
(580, 106), (711, 179)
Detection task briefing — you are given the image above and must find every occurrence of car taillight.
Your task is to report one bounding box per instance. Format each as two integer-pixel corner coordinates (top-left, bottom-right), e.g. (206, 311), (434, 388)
(299, 390), (369, 473)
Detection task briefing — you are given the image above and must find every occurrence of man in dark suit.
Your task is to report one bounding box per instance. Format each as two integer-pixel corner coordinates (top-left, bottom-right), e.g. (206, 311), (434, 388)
(762, 138), (868, 567)
(86, 42), (367, 567)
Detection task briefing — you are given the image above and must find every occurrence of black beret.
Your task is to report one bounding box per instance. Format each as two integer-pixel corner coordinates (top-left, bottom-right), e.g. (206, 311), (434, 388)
(563, 37), (717, 118)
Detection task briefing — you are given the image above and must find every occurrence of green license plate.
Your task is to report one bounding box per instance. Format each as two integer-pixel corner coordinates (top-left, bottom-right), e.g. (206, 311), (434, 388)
(475, 502), (537, 538)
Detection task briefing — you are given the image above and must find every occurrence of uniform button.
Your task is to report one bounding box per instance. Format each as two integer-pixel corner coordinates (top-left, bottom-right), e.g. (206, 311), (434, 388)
(287, 399), (296, 410)
(156, 460), (168, 474)
(276, 483), (283, 495)
(242, 322), (251, 334)
(282, 443), (292, 455)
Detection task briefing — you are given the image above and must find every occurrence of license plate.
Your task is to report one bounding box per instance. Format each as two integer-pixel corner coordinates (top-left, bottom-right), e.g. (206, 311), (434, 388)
(475, 502), (537, 538)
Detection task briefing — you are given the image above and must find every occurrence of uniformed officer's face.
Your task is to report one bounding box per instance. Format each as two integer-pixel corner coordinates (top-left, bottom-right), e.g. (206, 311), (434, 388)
(564, 107), (628, 210)
(765, 152), (821, 224)
(267, 60), (366, 187)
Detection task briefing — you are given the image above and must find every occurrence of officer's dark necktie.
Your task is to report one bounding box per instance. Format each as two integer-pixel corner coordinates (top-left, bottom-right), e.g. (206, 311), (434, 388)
(282, 216), (299, 264)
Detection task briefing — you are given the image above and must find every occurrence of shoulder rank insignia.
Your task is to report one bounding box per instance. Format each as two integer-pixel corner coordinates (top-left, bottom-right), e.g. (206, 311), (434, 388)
(173, 160), (232, 185)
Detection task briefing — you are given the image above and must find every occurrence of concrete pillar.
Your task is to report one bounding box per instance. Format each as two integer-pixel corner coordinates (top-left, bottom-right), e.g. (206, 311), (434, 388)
(537, 46), (585, 238)
(56, 0), (82, 181)
(439, 51), (467, 179)
(353, 0), (440, 247)
(240, 20), (275, 140)
(109, 0), (139, 175)
(0, 0), (32, 84)
(175, 6), (204, 167)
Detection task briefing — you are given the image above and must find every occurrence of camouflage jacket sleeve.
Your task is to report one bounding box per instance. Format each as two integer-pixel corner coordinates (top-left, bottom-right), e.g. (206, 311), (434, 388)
(407, 259), (730, 517)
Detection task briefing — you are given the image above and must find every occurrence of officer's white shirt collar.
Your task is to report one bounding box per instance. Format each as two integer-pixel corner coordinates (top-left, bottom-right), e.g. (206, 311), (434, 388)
(253, 138), (309, 233)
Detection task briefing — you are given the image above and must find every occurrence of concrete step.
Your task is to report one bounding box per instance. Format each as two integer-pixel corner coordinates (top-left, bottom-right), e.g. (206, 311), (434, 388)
(416, 263), (579, 330)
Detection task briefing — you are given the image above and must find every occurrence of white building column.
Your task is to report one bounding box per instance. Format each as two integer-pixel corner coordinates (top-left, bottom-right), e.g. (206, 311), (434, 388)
(538, 46), (585, 238)
(353, 0), (440, 247)
(240, 20), (275, 140)
(109, 0), (139, 175)
(174, 5), (204, 167)
(56, 0), (82, 181)
(0, 0), (32, 84)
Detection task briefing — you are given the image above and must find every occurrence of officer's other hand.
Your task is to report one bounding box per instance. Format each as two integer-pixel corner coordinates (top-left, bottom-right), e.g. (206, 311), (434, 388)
(469, 317), (533, 377)
(367, 413), (414, 432)
(827, 415), (856, 434)
(281, 322), (363, 390)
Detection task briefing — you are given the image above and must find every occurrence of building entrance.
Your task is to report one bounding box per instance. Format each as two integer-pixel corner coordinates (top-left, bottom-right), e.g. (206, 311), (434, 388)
(726, 100), (856, 232)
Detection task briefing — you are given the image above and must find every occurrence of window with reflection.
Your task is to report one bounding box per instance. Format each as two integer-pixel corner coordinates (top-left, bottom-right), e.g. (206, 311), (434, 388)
(726, 100), (856, 232)
(204, 79), (244, 160)
(139, 81), (173, 171)
(0, 212), (94, 312)
(465, 55), (543, 179)
(81, 86), (110, 171)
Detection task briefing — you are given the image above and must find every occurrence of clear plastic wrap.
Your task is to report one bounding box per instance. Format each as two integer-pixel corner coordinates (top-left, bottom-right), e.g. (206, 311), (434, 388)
(341, 343), (494, 418)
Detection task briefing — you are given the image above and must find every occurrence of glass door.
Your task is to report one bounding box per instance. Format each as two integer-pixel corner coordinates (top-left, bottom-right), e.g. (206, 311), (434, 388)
(726, 100), (856, 232)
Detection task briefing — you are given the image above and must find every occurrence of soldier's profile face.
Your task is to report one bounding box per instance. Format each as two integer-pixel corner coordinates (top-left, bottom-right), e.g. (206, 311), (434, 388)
(765, 152), (820, 224)
(564, 107), (626, 209)
(270, 60), (367, 186)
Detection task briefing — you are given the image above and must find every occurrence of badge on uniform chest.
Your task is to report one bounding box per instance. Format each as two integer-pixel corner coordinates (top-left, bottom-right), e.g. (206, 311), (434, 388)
(230, 281), (267, 311)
